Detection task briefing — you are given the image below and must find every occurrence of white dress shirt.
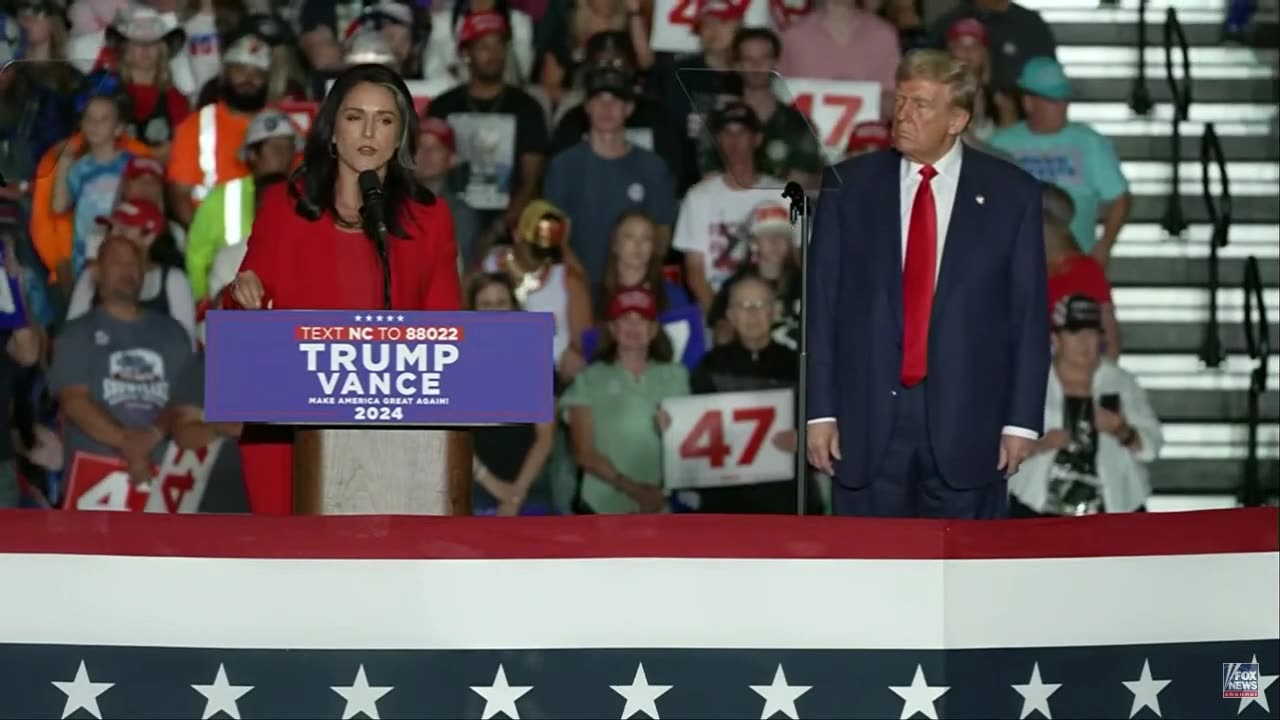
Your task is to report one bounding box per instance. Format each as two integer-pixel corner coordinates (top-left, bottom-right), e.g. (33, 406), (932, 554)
(810, 140), (1038, 441)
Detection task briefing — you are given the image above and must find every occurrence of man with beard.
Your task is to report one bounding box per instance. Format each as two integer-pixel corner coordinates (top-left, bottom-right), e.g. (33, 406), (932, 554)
(426, 11), (547, 261)
(184, 109), (299, 299)
(49, 234), (192, 487)
(165, 34), (272, 226)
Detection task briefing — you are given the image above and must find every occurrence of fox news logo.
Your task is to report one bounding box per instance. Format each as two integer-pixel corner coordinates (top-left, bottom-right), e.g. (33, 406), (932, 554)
(1224, 662), (1261, 698)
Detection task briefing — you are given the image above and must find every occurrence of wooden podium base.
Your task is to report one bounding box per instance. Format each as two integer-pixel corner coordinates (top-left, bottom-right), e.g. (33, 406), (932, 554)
(293, 429), (471, 515)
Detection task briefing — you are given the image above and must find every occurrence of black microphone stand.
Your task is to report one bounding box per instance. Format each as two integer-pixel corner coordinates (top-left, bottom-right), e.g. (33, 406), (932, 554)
(782, 181), (809, 516)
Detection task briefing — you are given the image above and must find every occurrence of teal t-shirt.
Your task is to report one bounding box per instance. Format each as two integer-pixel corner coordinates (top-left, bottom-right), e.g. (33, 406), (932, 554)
(989, 122), (1128, 252)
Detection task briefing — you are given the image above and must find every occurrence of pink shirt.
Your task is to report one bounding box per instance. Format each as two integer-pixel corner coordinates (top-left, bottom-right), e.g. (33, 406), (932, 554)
(778, 8), (901, 112)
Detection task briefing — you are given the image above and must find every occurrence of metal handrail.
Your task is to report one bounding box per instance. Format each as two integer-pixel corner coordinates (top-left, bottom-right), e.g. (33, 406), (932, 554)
(1160, 7), (1192, 237)
(1128, 0), (1154, 115)
(1239, 256), (1271, 507)
(1198, 122), (1230, 369)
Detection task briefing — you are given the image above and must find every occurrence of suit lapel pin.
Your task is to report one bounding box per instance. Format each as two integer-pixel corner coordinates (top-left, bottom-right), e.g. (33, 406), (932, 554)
(976, 195), (985, 205)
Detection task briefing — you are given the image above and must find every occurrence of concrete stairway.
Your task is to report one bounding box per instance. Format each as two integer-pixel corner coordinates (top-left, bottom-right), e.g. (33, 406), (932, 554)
(1026, 0), (1280, 505)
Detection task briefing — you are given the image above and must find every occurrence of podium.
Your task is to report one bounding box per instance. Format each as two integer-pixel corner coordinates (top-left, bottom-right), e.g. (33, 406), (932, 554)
(204, 310), (556, 516)
(292, 429), (471, 514)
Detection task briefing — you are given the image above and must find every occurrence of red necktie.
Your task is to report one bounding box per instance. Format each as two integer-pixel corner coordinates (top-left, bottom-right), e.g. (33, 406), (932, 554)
(901, 164), (938, 387)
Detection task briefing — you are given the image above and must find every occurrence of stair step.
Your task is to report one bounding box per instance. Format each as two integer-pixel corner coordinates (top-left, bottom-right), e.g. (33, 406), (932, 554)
(1072, 77), (1279, 105)
(1129, 194), (1279, 224)
(1110, 222), (1280, 258)
(1061, 46), (1279, 79)
(1111, 160), (1279, 196)
(1053, 21), (1251, 46)
(1112, 134), (1279, 162)
(1025, 0), (1280, 25)
(1121, 321), (1280, 353)
(1147, 458), (1279, 493)
(1160, 420), (1280, 458)
(1069, 101), (1277, 137)
(1147, 386), (1279, 422)
(1108, 255), (1280, 286)
(1113, 286), (1280, 322)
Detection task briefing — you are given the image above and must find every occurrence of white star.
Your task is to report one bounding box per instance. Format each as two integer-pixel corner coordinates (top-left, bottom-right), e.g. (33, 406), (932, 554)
(1012, 662), (1061, 719)
(332, 665), (393, 719)
(354, 314), (364, 321)
(1238, 655), (1278, 715)
(749, 664), (811, 720)
(396, 314), (405, 321)
(376, 314), (385, 321)
(611, 663), (672, 719)
(1122, 659), (1171, 718)
(51, 661), (114, 720)
(192, 663), (254, 719)
(470, 664), (533, 719)
(889, 664), (949, 720)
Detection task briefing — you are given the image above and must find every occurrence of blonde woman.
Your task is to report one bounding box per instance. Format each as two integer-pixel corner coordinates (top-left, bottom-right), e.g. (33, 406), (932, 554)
(105, 4), (191, 155)
(14, 0), (81, 93)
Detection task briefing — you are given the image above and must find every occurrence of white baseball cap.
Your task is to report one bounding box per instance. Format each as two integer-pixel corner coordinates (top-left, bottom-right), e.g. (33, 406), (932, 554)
(238, 109), (302, 161)
(223, 33), (271, 71)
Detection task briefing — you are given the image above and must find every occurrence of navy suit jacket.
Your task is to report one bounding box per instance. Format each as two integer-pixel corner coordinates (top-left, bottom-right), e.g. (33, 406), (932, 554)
(805, 144), (1050, 490)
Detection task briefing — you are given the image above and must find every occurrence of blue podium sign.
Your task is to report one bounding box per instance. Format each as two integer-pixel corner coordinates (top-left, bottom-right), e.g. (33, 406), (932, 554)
(204, 310), (555, 424)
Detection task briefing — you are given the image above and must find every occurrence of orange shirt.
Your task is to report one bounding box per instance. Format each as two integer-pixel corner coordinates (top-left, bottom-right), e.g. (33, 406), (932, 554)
(30, 134), (154, 281)
(166, 102), (253, 202)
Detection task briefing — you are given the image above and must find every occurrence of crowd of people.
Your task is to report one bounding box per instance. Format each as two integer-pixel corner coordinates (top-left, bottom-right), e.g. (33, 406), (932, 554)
(0, 0), (1179, 517)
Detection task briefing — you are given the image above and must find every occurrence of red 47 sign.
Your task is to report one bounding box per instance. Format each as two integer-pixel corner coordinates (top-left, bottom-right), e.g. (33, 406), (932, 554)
(785, 78), (882, 160)
(649, 0), (771, 53)
(64, 440), (224, 513)
(661, 389), (794, 490)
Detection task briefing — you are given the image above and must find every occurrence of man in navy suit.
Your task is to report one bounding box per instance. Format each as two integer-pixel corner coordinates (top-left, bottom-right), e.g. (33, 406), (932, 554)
(805, 50), (1050, 519)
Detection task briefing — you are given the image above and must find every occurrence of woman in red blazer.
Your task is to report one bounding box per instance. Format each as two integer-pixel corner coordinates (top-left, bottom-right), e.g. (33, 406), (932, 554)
(226, 63), (462, 514)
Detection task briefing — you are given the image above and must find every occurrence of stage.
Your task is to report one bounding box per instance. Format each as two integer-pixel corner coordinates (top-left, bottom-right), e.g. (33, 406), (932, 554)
(0, 508), (1276, 719)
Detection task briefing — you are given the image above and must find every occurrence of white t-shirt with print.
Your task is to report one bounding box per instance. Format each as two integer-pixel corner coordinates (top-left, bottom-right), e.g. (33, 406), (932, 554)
(672, 173), (783, 292)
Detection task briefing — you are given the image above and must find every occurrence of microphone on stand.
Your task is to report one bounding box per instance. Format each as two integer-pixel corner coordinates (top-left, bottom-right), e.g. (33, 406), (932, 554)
(357, 170), (392, 310)
(781, 181), (810, 516)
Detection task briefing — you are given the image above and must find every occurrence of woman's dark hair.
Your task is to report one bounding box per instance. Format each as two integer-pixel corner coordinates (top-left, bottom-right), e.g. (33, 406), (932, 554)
(466, 272), (518, 309)
(731, 27), (781, 61)
(290, 63), (434, 238)
(593, 314), (674, 364)
(600, 211), (669, 314)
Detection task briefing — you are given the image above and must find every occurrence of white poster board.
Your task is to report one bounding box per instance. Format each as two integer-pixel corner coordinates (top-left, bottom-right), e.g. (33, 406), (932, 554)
(661, 389), (793, 490)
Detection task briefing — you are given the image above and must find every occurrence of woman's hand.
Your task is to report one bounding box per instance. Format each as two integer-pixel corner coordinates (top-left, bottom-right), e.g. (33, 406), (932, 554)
(1094, 407), (1126, 436)
(654, 407), (671, 433)
(1036, 428), (1071, 453)
(626, 480), (667, 513)
(230, 271), (268, 309)
(558, 347), (586, 380)
(772, 429), (797, 453)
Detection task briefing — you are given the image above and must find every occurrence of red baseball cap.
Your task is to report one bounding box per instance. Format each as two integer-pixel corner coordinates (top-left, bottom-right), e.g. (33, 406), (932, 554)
(122, 155), (165, 182)
(96, 199), (165, 235)
(947, 17), (988, 46)
(457, 11), (509, 51)
(419, 117), (456, 153)
(607, 287), (658, 321)
(846, 121), (892, 154)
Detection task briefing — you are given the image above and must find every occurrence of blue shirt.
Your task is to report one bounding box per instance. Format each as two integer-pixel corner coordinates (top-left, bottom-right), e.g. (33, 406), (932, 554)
(67, 151), (131, 277)
(989, 121), (1129, 252)
(543, 142), (678, 288)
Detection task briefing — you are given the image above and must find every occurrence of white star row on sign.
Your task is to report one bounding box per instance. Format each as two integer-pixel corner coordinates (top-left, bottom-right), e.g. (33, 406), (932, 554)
(352, 314), (406, 322)
(1237, 654), (1278, 716)
(41, 657), (1208, 720)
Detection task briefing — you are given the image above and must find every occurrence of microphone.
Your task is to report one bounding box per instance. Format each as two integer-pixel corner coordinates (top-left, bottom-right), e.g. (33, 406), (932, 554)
(357, 170), (392, 310)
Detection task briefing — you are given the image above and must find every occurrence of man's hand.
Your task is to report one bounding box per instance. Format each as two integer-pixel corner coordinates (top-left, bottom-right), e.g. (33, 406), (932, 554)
(557, 347), (586, 380)
(997, 434), (1036, 477)
(806, 420), (840, 475)
(126, 455), (153, 488)
(230, 271), (268, 309)
(121, 426), (162, 462)
(654, 407), (671, 433)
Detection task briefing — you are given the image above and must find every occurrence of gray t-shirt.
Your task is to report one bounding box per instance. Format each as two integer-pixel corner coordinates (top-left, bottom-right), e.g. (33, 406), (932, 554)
(170, 352), (249, 514)
(543, 142), (678, 289)
(50, 307), (193, 468)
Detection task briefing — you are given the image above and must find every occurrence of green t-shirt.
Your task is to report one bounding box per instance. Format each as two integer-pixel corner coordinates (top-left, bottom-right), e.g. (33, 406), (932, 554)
(560, 360), (690, 513)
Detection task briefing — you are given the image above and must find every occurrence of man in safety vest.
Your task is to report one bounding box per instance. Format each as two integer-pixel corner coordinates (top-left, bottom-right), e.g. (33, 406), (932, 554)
(166, 33), (272, 227)
(185, 108), (299, 299)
